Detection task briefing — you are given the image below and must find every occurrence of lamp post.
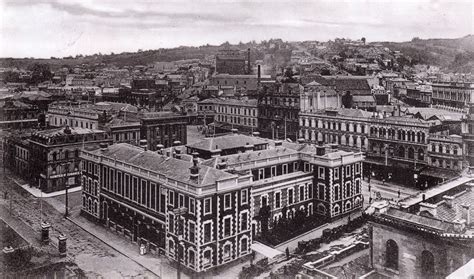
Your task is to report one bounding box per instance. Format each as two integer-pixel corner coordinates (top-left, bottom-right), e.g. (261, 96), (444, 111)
(64, 162), (70, 218)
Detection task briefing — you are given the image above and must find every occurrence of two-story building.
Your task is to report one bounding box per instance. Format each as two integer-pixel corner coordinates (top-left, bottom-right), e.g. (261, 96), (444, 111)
(80, 143), (253, 273)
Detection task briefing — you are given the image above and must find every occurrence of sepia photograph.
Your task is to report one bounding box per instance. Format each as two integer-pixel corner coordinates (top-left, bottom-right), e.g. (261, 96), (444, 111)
(0, 0), (473, 278)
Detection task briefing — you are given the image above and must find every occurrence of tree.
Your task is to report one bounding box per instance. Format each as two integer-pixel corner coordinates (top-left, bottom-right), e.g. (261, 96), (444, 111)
(361, 37), (366, 44)
(259, 205), (271, 237)
(28, 63), (52, 84)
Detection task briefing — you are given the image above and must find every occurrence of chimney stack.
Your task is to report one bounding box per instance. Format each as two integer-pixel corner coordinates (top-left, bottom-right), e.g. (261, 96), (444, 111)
(316, 141), (325, 156)
(461, 204), (471, 226)
(231, 128), (238, 134)
(275, 140), (283, 147)
(244, 142), (254, 152)
(100, 142), (108, 152)
(175, 148), (182, 159)
(257, 64), (261, 84)
(139, 139), (148, 151)
(190, 152), (200, 182)
(156, 144), (164, 154)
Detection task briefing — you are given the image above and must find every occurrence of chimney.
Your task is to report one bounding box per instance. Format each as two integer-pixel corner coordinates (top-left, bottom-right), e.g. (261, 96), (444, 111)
(461, 204), (471, 226)
(257, 65), (261, 84)
(190, 152), (199, 182)
(173, 140), (181, 146)
(275, 140), (283, 147)
(443, 195), (454, 208)
(252, 131), (260, 137)
(247, 48), (251, 74)
(175, 148), (182, 159)
(297, 138), (305, 144)
(100, 142), (108, 152)
(139, 139), (147, 151)
(244, 142), (254, 152)
(156, 144), (164, 154)
(316, 141), (325, 156)
(231, 128), (238, 134)
(217, 158), (228, 170)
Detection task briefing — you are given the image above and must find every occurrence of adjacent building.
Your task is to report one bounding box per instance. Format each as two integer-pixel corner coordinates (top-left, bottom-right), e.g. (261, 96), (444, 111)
(432, 81), (474, 109)
(140, 112), (188, 150)
(215, 48), (251, 75)
(29, 126), (111, 193)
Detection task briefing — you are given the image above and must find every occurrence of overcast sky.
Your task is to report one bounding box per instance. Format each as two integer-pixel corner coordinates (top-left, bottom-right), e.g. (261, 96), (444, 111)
(1, 0), (472, 58)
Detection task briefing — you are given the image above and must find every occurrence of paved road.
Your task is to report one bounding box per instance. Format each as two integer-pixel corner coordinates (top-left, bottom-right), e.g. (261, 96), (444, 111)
(0, 151), (158, 278)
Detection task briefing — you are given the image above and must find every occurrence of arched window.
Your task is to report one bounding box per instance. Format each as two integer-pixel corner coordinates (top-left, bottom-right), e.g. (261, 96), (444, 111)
(398, 146), (405, 158)
(385, 239), (399, 270)
(408, 148), (415, 159)
(421, 250), (435, 277)
(418, 149), (424, 160)
(241, 237), (248, 253)
(188, 249), (196, 267)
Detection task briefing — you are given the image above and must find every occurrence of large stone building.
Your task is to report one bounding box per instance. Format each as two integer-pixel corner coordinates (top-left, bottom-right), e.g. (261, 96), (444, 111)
(369, 177), (474, 279)
(432, 81), (474, 109)
(48, 104), (100, 130)
(215, 48), (251, 75)
(212, 98), (259, 134)
(258, 82), (302, 141)
(299, 108), (372, 152)
(80, 143), (253, 273)
(79, 135), (364, 274)
(139, 112), (188, 150)
(29, 126), (111, 193)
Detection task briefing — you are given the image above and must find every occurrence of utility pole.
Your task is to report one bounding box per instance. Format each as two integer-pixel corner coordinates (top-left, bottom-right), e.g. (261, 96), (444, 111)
(64, 163), (70, 218)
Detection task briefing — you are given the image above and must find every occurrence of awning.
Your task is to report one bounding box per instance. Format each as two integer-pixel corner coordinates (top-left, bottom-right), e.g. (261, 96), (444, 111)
(250, 242), (283, 259)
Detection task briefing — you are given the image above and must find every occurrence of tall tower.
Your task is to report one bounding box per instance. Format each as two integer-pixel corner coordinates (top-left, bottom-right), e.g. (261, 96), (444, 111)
(462, 104), (474, 172)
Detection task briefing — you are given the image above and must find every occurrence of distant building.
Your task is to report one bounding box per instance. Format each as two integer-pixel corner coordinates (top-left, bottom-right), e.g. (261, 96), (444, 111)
(463, 104), (474, 170)
(29, 126), (111, 193)
(432, 81), (474, 109)
(0, 99), (41, 129)
(212, 98), (259, 134)
(215, 48), (251, 75)
(48, 104), (100, 130)
(139, 112), (188, 150)
(258, 82), (302, 141)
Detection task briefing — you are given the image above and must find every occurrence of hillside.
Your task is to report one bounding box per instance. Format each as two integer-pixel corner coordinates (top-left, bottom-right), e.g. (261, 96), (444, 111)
(375, 35), (474, 73)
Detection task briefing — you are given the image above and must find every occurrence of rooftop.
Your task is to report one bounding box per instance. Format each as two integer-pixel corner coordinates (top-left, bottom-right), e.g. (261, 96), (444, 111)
(88, 143), (237, 187)
(186, 134), (268, 152)
(32, 127), (106, 139)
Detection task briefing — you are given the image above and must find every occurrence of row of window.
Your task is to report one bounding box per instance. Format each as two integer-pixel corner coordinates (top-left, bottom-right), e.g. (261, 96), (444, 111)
(53, 117), (97, 129)
(216, 105), (257, 116)
(261, 183), (313, 209)
(216, 114), (257, 127)
(301, 118), (367, 134)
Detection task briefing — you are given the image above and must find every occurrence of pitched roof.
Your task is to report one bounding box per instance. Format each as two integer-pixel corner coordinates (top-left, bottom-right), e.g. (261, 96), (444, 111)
(186, 134), (268, 152)
(93, 143), (236, 186)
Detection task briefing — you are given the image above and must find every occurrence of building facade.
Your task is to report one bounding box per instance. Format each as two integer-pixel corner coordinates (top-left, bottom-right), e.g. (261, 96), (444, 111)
(29, 126), (111, 193)
(215, 48), (250, 75)
(48, 104), (100, 130)
(140, 112), (188, 150)
(463, 104), (474, 170)
(80, 143), (253, 273)
(213, 98), (258, 134)
(432, 81), (474, 109)
(258, 82), (302, 141)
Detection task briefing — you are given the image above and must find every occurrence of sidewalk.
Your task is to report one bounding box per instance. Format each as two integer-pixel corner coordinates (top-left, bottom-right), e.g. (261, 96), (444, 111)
(68, 214), (187, 279)
(10, 177), (82, 198)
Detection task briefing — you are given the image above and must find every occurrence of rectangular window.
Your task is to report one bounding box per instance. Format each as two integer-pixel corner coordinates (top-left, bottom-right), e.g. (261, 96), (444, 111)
(304, 162), (309, 172)
(150, 183), (156, 210)
(141, 180), (147, 205)
(189, 198), (195, 214)
(224, 217), (231, 237)
(346, 165), (351, 177)
(124, 174), (130, 198)
(318, 167), (325, 179)
(169, 214), (174, 234)
(204, 222), (212, 243)
(241, 189), (248, 204)
(189, 222), (195, 243)
(258, 169), (264, 180)
(318, 183), (325, 200)
(117, 171), (122, 196)
(299, 186), (305, 201)
(224, 194), (231, 210)
(160, 192), (166, 213)
(179, 194), (184, 208)
(275, 192), (281, 208)
(288, 188), (294, 204)
(282, 164), (288, 174)
(169, 190), (175, 206)
(204, 198), (211, 215)
(241, 212), (248, 231)
(334, 168), (339, 179)
(271, 166), (276, 177)
(355, 163), (360, 174)
(133, 177), (138, 202)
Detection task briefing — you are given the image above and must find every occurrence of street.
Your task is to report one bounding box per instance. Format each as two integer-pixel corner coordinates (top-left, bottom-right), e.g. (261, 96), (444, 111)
(0, 151), (158, 278)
